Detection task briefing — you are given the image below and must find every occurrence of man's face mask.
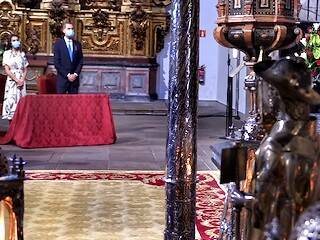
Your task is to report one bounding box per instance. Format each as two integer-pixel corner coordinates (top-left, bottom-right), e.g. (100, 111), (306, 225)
(65, 29), (75, 38)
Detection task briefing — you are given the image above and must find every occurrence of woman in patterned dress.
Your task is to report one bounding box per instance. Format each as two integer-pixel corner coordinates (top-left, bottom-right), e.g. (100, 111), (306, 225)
(1, 34), (29, 121)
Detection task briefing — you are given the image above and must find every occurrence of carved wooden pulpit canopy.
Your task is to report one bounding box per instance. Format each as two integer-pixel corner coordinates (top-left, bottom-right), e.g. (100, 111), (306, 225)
(214, 0), (302, 62)
(214, 0), (303, 141)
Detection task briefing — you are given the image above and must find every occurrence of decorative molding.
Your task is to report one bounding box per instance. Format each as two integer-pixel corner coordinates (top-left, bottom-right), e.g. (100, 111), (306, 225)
(153, 0), (171, 6)
(13, 0), (41, 8)
(254, 0), (275, 14)
(80, 19), (123, 55)
(80, 0), (121, 11)
(48, 0), (68, 39)
(129, 0), (145, 4)
(129, 6), (148, 51)
(0, 1), (20, 35)
(25, 19), (41, 55)
(91, 9), (115, 42)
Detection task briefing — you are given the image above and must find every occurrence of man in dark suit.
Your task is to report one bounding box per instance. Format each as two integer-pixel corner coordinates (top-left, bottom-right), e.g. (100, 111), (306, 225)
(53, 22), (83, 94)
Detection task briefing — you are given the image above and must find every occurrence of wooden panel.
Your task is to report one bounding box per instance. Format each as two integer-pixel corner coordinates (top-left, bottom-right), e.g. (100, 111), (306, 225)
(45, 64), (155, 99)
(101, 71), (123, 94)
(126, 70), (149, 96)
(79, 71), (99, 93)
(78, 18), (125, 56)
(27, 20), (48, 54)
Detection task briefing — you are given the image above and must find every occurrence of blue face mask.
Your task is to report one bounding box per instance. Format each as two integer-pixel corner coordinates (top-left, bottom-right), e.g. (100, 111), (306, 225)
(11, 40), (20, 49)
(65, 29), (75, 38)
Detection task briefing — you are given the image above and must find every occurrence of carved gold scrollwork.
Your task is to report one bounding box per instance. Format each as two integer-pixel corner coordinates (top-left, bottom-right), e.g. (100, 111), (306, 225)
(80, 0), (121, 11)
(106, 0), (122, 11)
(153, 0), (171, 6)
(25, 14), (41, 55)
(48, 0), (68, 38)
(80, 17), (123, 55)
(91, 9), (115, 42)
(12, 0), (41, 9)
(130, 0), (145, 4)
(0, 19), (10, 31)
(130, 6), (148, 50)
(0, 1), (20, 35)
(80, 0), (94, 7)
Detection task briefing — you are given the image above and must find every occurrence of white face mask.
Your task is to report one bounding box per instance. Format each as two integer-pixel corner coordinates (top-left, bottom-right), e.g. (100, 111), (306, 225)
(11, 40), (20, 49)
(65, 29), (75, 38)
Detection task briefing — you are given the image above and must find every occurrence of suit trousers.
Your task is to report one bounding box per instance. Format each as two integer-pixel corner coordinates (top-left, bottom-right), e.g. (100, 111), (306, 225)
(57, 81), (79, 94)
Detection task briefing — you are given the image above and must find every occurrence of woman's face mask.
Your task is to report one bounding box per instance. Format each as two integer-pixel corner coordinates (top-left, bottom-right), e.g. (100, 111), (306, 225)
(11, 39), (20, 49)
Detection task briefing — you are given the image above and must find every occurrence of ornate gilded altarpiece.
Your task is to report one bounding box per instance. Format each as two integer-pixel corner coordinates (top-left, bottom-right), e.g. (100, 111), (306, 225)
(0, 0), (170, 99)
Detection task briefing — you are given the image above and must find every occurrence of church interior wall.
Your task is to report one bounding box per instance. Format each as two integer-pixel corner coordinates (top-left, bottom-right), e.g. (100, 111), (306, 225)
(156, 0), (248, 114)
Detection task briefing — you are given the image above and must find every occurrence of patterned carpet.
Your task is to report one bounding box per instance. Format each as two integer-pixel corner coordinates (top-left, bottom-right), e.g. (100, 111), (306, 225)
(24, 171), (224, 240)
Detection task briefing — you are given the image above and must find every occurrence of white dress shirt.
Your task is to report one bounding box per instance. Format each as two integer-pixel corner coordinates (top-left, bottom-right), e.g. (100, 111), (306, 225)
(63, 36), (78, 77)
(64, 36), (73, 53)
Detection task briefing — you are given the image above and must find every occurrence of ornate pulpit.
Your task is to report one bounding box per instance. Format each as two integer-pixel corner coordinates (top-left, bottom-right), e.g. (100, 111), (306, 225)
(214, 0), (302, 139)
(213, 0), (304, 239)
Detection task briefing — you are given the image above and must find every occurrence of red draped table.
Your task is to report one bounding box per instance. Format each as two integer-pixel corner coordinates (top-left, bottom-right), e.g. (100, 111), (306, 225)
(0, 94), (117, 148)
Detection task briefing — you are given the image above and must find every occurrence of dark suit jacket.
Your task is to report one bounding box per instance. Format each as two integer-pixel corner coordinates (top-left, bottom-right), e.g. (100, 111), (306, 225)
(53, 38), (83, 89)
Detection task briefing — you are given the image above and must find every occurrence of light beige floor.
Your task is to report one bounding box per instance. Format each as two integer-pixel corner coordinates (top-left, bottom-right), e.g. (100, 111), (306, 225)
(23, 171), (224, 240)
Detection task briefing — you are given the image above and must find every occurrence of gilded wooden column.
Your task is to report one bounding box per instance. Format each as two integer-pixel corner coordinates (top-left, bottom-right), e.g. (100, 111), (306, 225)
(164, 0), (199, 239)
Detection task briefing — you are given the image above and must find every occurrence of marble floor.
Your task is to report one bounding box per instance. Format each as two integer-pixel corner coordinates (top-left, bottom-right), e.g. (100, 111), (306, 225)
(0, 100), (242, 171)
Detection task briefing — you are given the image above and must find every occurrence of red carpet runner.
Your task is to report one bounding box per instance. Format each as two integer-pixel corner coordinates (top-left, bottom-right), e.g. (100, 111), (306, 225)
(26, 171), (225, 239)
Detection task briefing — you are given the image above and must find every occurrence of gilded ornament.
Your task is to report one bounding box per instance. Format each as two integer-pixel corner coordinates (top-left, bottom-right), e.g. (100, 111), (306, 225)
(0, 1), (20, 34)
(48, 0), (68, 39)
(129, 6), (148, 50)
(91, 9), (115, 42)
(80, 9), (121, 54)
(12, 0), (41, 8)
(80, 0), (121, 11)
(153, 0), (171, 6)
(0, 19), (10, 29)
(25, 14), (41, 55)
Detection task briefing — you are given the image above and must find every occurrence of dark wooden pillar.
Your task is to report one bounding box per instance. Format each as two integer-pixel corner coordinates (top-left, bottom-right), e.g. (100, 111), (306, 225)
(164, 0), (199, 239)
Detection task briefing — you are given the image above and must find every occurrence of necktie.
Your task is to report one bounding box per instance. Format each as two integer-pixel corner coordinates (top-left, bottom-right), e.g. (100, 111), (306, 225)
(67, 41), (73, 62)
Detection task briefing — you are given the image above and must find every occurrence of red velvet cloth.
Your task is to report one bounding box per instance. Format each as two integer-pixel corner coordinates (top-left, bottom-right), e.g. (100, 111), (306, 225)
(0, 94), (117, 148)
(37, 73), (57, 94)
